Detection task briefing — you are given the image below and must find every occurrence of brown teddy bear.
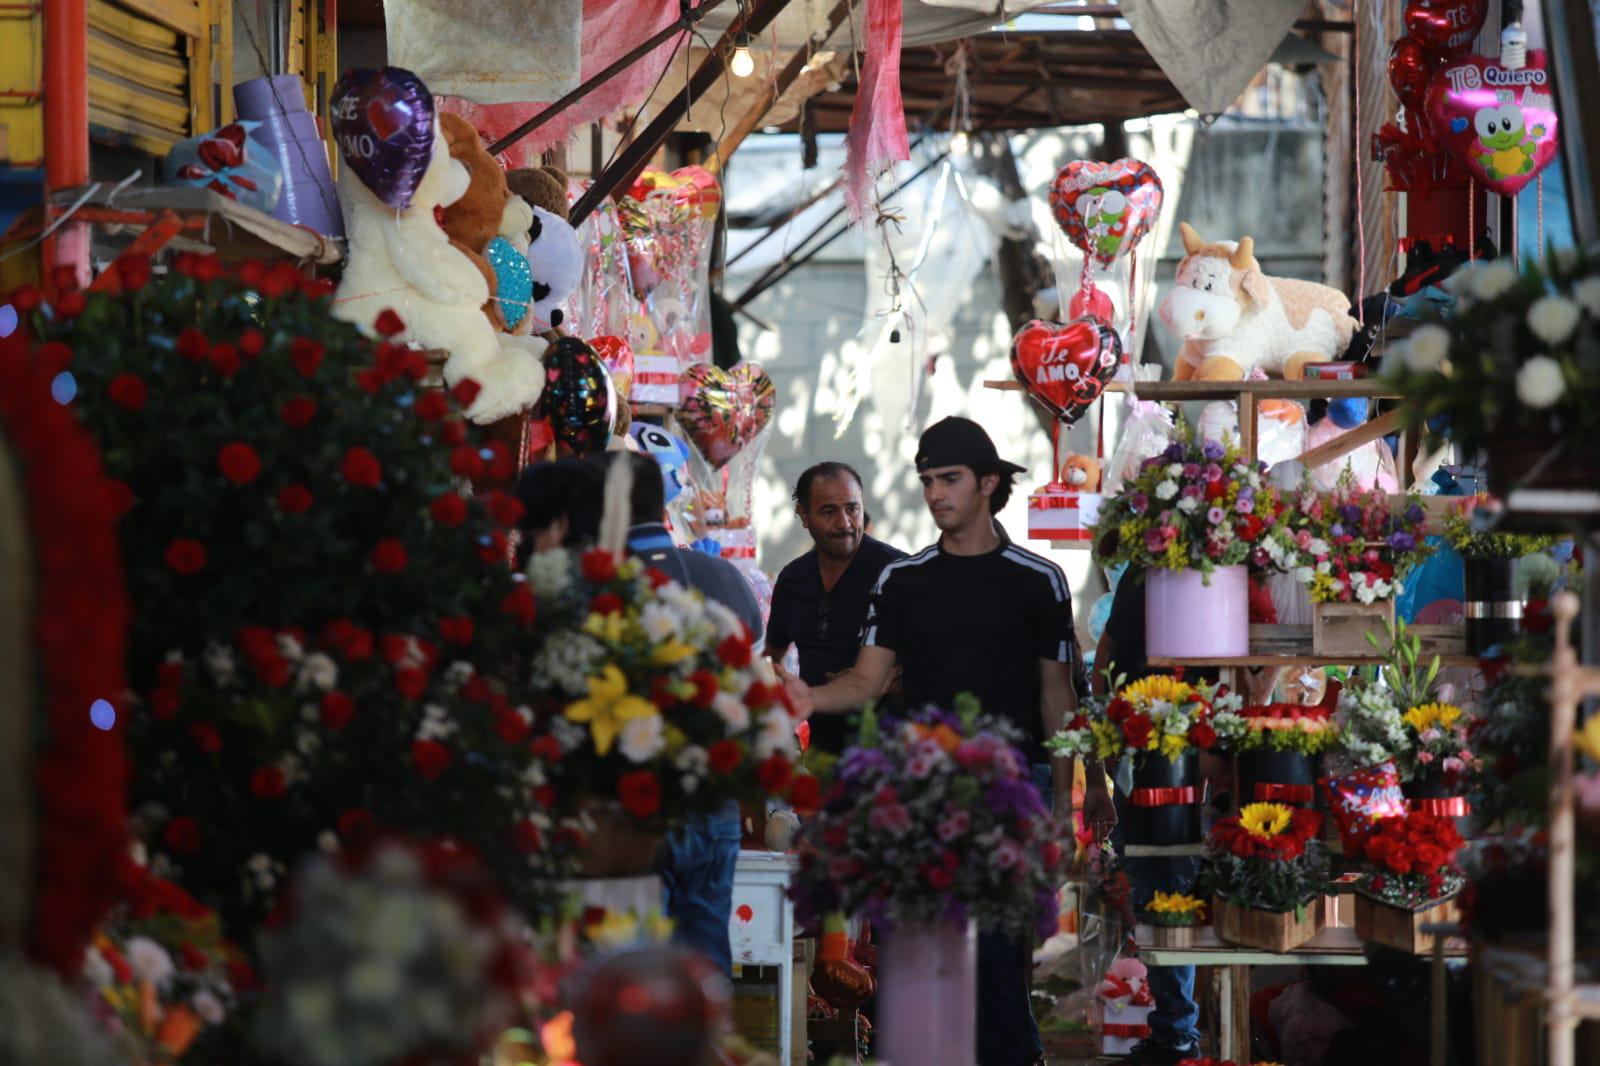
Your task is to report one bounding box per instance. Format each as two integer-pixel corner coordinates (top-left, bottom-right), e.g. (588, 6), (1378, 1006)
(506, 166), (570, 222)
(438, 113), (537, 334)
(1060, 452), (1102, 492)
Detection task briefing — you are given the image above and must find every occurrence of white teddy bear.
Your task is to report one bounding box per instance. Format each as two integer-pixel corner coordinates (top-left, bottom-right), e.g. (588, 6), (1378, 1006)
(333, 116), (545, 424)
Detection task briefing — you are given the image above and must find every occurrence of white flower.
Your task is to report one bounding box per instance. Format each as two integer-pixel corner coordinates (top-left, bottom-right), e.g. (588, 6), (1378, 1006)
(1155, 480), (1178, 501)
(1470, 260), (1518, 301)
(1166, 463), (1184, 477)
(192, 989), (225, 1025)
(703, 598), (745, 640)
(1295, 566), (1314, 584)
(1516, 355), (1566, 408)
(755, 707), (796, 758)
(639, 601), (682, 643)
(82, 945), (114, 988)
(126, 937), (175, 987)
(675, 744), (709, 773)
(1573, 277), (1600, 318)
(444, 660), (475, 683)
(276, 633), (305, 661)
(297, 652), (339, 692)
(1175, 496), (1200, 514)
(203, 643), (237, 686)
(619, 712), (665, 763)
(526, 549), (573, 598)
(681, 773), (701, 794)
(318, 830), (338, 852)
(1402, 323), (1451, 372)
(1528, 295), (1582, 344)
(711, 692), (750, 731)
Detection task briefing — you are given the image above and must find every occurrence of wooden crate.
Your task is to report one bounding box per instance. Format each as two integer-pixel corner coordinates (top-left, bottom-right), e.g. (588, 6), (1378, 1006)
(1352, 892), (1460, 955)
(1312, 600), (1396, 658)
(1150, 923), (1201, 948)
(1212, 896), (1325, 953)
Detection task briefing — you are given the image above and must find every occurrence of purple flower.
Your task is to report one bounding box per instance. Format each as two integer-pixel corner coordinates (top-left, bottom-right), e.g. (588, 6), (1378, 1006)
(1164, 442), (1186, 461)
(1202, 440), (1225, 461)
(1341, 504), (1362, 526)
(1234, 496), (1254, 514)
(985, 778), (1046, 819)
(1130, 492), (1149, 515)
(1329, 523), (1345, 539)
(1036, 889), (1060, 941)
(1388, 531), (1417, 552)
(840, 748), (892, 780)
(1405, 504), (1425, 525)
(1207, 506), (1226, 525)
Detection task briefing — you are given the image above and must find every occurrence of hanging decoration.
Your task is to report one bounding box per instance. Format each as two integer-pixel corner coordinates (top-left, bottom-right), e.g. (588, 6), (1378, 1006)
(590, 334), (634, 408)
(1425, 50), (1559, 198)
(843, 0), (910, 221)
(328, 66), (438, 211)
(539, 337), (618, 456)
(1047, 158), (1164, 353)
(1008, 318), (1121, 425)
(675, 362), (775, 469)
(1401, 0), (1488, 58)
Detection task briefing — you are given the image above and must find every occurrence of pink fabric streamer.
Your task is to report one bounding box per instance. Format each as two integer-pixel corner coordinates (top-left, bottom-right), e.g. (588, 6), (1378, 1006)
(844, 0), (909, 222)
(440, 0), (683, 167)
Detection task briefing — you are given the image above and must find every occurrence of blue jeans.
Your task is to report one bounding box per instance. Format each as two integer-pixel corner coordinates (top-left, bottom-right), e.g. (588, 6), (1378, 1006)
(662, 803), (741, 976)
(1113, 791), (1202, 1050)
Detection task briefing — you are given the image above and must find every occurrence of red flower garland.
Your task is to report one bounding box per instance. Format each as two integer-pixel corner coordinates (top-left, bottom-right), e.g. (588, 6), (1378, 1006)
(0, 324), (129, 976)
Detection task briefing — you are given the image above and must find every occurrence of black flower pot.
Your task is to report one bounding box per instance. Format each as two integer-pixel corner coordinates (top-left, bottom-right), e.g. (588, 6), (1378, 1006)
(1237, 750), (1319, 809)
(1125, 751), (1201, 846)
(1463, 556), (1520, 654)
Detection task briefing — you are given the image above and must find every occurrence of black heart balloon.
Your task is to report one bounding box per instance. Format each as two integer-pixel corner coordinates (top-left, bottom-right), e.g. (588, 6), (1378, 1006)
(539, 337), (616, 456)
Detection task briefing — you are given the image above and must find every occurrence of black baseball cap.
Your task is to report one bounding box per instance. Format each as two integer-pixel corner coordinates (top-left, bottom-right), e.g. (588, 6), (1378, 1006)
(915, 416), (1028, 475)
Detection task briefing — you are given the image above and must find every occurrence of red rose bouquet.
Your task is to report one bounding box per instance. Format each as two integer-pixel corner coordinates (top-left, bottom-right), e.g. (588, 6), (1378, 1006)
(1359, 811), (1466, 908)
(1203, 802), (1329, 913)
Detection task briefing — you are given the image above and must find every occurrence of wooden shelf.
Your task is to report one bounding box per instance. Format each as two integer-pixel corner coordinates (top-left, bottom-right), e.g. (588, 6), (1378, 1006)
(1135, 922), (1468, 966)
(1149, 623), (1474, 669)
(983, 378), (1399, 401)
(51, 185), (343, 264)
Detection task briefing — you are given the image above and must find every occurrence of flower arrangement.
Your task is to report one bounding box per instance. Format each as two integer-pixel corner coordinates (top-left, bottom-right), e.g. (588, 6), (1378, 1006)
(1202, 802), (1329, 913)
(1278, 476), (1430, 604)
(1093, 424), (1286, 581)
(1357, 812), (1466, 908)
(1211, 699), (1340, 757)
(252, 841), (538, 1066)
(1329, 620), (1442, 774)
(1146, 891), (1206, 927)
(793, 700), (1062, 939)
(82, 859), (251, 1064)
(1400, 700), (1481, 784)
(1441, 495), (1562, 559)
(1047, 672), (1238, 763)
(1470, 640), (1556, 825)
(1386, 250), (1600, 460)
(520, 546), (803, 835)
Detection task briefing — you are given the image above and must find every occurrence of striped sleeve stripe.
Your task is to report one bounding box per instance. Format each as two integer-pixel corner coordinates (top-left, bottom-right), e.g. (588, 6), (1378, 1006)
(1001, 545), (1069, 602)
(863, 546), (937, 645)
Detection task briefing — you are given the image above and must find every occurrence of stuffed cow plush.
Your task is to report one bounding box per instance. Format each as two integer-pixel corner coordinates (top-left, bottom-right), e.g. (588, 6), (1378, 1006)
(1160, 223), (1358, 381)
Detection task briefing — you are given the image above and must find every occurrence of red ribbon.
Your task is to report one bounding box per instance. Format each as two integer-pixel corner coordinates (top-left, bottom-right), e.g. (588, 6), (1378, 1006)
(1130, 786), (1196, 807)
(1409, 796), (1470, 816)
(1254, 782), (1315, 803)
(1102, 1023), (1152, 1039)
(1029, 489), (1083, 510)
(634, 372), (678, 385)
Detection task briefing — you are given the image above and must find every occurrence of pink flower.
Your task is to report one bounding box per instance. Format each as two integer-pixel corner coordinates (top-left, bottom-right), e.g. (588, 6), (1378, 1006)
(908, 752), (939, 779)
(1417, 750), (1436, 764)
(1207, 506), (1226, 525)
(938, 809), (972, 842)
(1443, 757), (1465, 774)
(992, 839), (1024, 871)
(1295, 529), (1314, 550)
(869, 804), (913, 835)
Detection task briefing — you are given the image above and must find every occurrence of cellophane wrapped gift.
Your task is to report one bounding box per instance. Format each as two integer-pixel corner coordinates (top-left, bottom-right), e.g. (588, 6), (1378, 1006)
(1028, 483), (1101, 543)
(1094, 957), (1154, 1055)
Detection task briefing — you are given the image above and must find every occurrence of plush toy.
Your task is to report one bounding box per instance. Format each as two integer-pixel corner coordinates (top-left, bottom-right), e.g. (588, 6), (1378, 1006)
(507, 166), (583, 332)
(1059, 453), (1102, 492)
(1160, 223), (1358, 381)
(437, 113), (537, 334)
(334, 113), (545, 424)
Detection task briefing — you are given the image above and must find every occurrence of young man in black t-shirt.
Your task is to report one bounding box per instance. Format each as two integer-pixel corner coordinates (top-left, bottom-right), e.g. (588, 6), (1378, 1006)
(765, 461), (906, 754)
(782, 416), (1111, 1066)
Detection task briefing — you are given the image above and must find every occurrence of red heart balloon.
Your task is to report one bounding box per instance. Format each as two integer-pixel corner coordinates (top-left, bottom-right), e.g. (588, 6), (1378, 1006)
(1068, 281), (1115, 324)
(1402, 0), (1487, 60)
(1388, 37), (1436, 111)
(1048, 159), (1164, 268)
(1425, 50), (1560, 197)
(1009, 318), (1121, 425)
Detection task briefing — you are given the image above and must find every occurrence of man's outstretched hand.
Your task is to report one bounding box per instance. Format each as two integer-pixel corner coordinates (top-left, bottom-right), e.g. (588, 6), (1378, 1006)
(774, 663), (815, 720)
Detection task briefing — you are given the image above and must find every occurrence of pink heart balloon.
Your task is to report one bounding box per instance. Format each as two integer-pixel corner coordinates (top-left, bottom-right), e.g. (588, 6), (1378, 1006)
(1048, 159), (1164, 268)
(1425, 51), (1559, 198)
(1009, 318), (1120, 425)
(677, 363), (775, 469)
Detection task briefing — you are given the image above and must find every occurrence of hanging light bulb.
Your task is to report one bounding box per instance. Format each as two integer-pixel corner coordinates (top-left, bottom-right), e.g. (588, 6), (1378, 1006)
(949, 130), (970, 156)
(1500, 21), (1527, 70)
(729, 32), (755, 78)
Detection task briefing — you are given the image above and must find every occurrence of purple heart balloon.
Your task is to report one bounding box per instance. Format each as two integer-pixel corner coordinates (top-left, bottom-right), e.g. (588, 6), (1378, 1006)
(330, 67), (435, 211)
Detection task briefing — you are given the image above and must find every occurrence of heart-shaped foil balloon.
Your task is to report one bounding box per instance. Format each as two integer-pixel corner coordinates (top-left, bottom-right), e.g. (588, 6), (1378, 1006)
(627, 166), (723, 222)
(540, 337), (617, 457)
(330, 67), (436, 211)
(590, 335), (634, 408)
(1009, 318), (1121, 425)
(1048, 159), (1164, 268)
(677, 362), (775, 469)
(1426, 51), (1559, 198)
(1402, 0), (1487, 60)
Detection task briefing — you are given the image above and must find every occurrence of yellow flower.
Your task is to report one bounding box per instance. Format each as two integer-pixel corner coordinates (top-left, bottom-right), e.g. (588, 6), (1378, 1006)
(1120, 675), (1193, 709)
(1159, 732), (1188, 761)
(651, 639), (697, 666)
(1577, 715), (1600, 763)
(583, 611), (627, 644)
(564, 664), (658, 756)
(1239, 802), (1293, 839)
(1403, 702), (1463, 734)
(1148, 891), (1206, 919)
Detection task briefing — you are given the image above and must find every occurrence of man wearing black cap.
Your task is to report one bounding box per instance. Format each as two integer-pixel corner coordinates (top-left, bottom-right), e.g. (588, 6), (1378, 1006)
(781, 416), (1106, 1066)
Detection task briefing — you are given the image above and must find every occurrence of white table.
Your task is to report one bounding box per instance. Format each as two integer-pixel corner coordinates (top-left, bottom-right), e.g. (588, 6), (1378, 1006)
(729, 850), (796, 1062)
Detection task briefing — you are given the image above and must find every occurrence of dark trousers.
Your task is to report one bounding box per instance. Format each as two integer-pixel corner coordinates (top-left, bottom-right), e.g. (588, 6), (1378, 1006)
(1113, 791), (1202, 1049)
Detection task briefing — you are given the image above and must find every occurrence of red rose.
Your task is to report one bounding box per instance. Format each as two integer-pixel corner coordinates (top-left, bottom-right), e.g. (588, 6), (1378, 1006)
(1120, 712), (1154, 749)
(1205, 479), (1227, 501)
(922, 863), (954, 890)
(341, 446), (382, 488)
(1290, 808), (1323, 840)
(580, 548), (617, 583)
(1415, 843), (1447, 871)
(226, 959), (259, 993)
(689, 670), (720, 708)
(1106, 698), (1133, 723)
(250, 766), (287, 799)
(1386, 845), (1415, 874)
(414, 390), (450, 421)
(757, 754), (793, 794)
(430, 491), (468, 527)
(449, 445), (484, 480)
(1239, 514), (1265, 542)
(1041, 841), (1063, 870)
(147, 685), (180, 720)
(460, 674), (491, 704)
(8, 285), (40, 311)
(218, 441), (261, 485)
(529, 735), (563, 763)
(494, 709), (531, 745)
(374, 309), (406, 337)
(238, 328), (265, 358)
(440, 419), (467, 446)
(717, 633), (753, 668)
(500, 584), (537, 626)
(1524, 598), (1551, 634)
(485, 441), (515, 482)
(483, 489), (524, 528)
(355, 368), (385, 395)
(438, 615), (474, 645)
(105, 478), (135, 515)
(478, 529), (508, 566)
(177, 943), (209, 971)
(108, 373), (148, 411)
(55, 290), (86, 318)
(258, 261), (301, 298)
(276, 484), (313, 515)
(788, 774), (822, 813)
(320, 691), (354, 730)
(708, 739), (743, 775)
(590, 592), (625, 616)
(289, 337), (324, 377)
(371, 538), (409, 574)
(618, 771), (663, 818)
(336, 808), (376, 844)
(164, 537), (207, 575)
(176, 327), (210, 361)
(210, 342), (241, 378)
(1187, 721), (1217, 749)
(412, 739), (452, 780)
(511, 820), (543, 854)
(451, 378), (481, 408)
(161, 816), (201, 854)
(279, 395), (317, 427)
(188, 722), (222, 754)
(394, 665), (428, 700)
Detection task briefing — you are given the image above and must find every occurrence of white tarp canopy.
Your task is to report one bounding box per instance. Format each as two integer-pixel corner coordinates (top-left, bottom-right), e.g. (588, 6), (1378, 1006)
(1119, 0), (1307, 117)
(692, 0), (1053, 50)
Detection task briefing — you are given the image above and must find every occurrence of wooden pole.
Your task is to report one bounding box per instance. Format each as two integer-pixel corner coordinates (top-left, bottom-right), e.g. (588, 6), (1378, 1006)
(569, 0), (797, 226)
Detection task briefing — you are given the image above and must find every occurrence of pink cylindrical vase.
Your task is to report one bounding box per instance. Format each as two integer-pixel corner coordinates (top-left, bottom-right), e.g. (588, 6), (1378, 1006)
(878, 920), (976, 1065)
(1144, 565), (1249, 659)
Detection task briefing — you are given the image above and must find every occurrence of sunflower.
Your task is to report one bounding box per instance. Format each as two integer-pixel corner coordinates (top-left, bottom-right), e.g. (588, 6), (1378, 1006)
(1578, 715), (1600, 763)
(1238, 802), (1293, 839)
(1120, 675), (1193, 708)
(1402, 702), (1463, 734)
